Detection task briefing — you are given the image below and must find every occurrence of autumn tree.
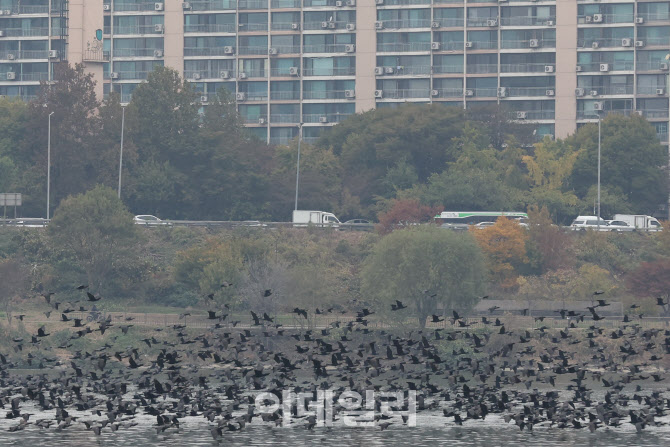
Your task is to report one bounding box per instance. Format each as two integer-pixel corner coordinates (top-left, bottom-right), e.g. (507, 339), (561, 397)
(471, 217), (529, 290)
(627, 259), (670, 316)
(526, 205), (573, 272)
(376, 198), (441, 235)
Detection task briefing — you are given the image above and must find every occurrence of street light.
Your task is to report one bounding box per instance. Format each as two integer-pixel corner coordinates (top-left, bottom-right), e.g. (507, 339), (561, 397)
(597, 112), (601, 231)
(294, 123), (303, 211)
(118, 106), (126, 199)
(46, 111), (54, 220)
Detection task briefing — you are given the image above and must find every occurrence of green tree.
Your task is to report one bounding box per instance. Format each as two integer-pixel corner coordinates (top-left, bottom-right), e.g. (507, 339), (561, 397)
(48, 185), (139, 296)
(569, 114), (666, 214)
(361, 226), (486, 327)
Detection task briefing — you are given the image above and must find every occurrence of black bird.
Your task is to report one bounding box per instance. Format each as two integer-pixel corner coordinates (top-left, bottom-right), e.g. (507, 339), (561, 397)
(292, 308), (308, 318)
(86, 292), (101, 302)
(37, 326), (49, 337)
(431, 315), (444, 323)
(391, 300), (407, 311)
(76, 284), (89, 290)
(207, 311), (218, 320)
(263, 289), (273, 297)
(593, 290), (605, 296)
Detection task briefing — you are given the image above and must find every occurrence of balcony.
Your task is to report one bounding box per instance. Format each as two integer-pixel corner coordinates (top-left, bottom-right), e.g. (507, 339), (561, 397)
(303, 21), (350, 31)
(467, 17), (499, 28)
(303, 44), (351, 53)
(270, 67), (299, 76)
(637, 13), (670, 23)
(637, 61), (670, 71)
(184, 47), (236, 57)
(242, 115), (267, 124)
(432, 87), (463, 98)
(433, 65), (463, 74)
(580, 86), (633, 95)
(184, 23), (236, 33)
(184, 70), (233, 79)
(189, 0), (237, 10)
(519, 110), (555, 120)
(640, 110), (669, 119)
(376, 19), (432, 30)
(83, 49), (111, 62)
(239, 69), (267, 78)
(108, 71), (153, 80)
(270, 45), (300, 54)
(467, 63), (498, 74)
(113, 48), (164, 58)
(271, 0), (301, 7)
(112, 25), (165, 35)
(303, 90), (351, 100)
(238, 23), (269, 32)
(467, 40), (498, 50)
(433, 0), (463, 3)
(6, 5), (49, 14)
(577, 109), (633, 120)
(0, 28), (49, 37)
(577, 38), (632, 49)
(500, 16), (556, 27)
(302, 67), (355, 76)
(303, 0), (347, 6)
(0, 72), (49, 82)
(238, 46), (268, 55)
(238, 92), (268, 101)
(238, 0), (268, 8)
(302, 113), (352, 123)
(378, 0), (430, 5)
(432, 18), (464, 28)
(378, 65), (431, 75)
(577, 14), (633, 25)
(113, 2), (165, 12)
(378, 88), (430, 99)
(270, 114), (300, 123)
(270, 90), (300, 100)
(0, 50), (49, 60)
(271, 22), (301, 31)
(466, 87), (496, 97)
(637, 86), (667, 95)
(501, 63), (554, 73)
(638, 36), (669, 46)
(506, 87), (556, 97)
(376, 42), (431, 52)
(501, 39), (556, 49)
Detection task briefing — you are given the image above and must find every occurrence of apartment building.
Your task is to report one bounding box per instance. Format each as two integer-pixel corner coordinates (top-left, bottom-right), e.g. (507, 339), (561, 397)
(0, 0), (668, 145)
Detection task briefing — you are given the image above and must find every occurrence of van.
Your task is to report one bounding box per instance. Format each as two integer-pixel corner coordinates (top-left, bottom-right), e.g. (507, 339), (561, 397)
(570, 216), (610, 231)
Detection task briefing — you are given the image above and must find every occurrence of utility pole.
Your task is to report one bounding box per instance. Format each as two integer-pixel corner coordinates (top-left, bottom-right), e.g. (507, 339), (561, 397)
(294, 123), (303, 211)
(118, 106), (126, 199)
(46, 111), (54, 220)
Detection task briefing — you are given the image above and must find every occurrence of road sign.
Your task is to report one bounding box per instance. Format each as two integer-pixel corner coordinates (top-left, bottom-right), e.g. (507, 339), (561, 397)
(0, 193), (21, 206)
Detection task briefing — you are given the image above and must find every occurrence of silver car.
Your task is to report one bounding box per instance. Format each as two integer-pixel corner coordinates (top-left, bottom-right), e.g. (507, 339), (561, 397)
(605, 220), (634, 232)
(133, 215), (171, 226)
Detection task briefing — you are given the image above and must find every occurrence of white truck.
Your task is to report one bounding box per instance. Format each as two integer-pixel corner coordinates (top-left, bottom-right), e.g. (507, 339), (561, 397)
(292, 210), (341, 227)
(612, 214), (663, 232)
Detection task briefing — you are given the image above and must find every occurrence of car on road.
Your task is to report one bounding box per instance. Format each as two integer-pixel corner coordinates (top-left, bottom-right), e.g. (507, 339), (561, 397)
(473, 221), (496, 229)
(570, 216), (610, 231)
(14, 218), (48, 228)
(234, 220), (268, 227)
(342, 219), (374, 231)
(133, 215), (171, 226)
(605, 220), (634, 232)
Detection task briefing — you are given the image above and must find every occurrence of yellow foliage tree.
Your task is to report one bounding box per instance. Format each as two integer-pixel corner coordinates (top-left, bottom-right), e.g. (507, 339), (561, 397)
(472, 217), (529, 290)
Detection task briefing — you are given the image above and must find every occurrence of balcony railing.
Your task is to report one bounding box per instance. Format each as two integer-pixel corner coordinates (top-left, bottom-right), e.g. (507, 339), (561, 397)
(432, 18), (464, 28)
(577, 14), (633, 24)
(270, 67), (299, 76)
(184, 70), (234, 79)
(0, 50), (49, 60)
(112, 25), (165, 35)
(302, 67), (355, 76)
(379, 65), (431, 75)
(577, 109), (633, 120)
(577, 38), (632, 48)
(303, 21), (350, 31)
(238, 92), (268, 101)
(113, 2), (164, 12)
(7, 5), (50, 14)
(638, 36), (669, 46)
(637, 61), (670, 71)
(83, 49), (110, 62)
(302, 113), (352, 123)
(303, 44), (351, 53)
(0, 28), (49, 37)
(111, 71), (153, 80)
(184, 23), (236, 33)
(467, 63), (498, 74)
(270, 90), (300, 100)
(376, 42), (431, 52)
(378, 88), (430, 99)
(433, 87), (463, 98)
(500, 16), (556, 27)
(501, 39), (556, 49)
(184, 47), (237, 57)
(239, 69), (266, 78)
(579, 86), (633, 95)
(501, 63), (554, 73)
(271, 45), (300, 54)
(506, 87), (556, 97)
(640, 110), (669, 119)
(242, 115), (267, 124)
(520, 110), (555, 120)
(271, 22), (301, 31)
(468, 40), (498, 50)
(433, 65), (463, 74)
(434, 41), (465, 51)
(238, 46), (268, 55)
(238, 23), (269, 31)
(238, 0), (268, 8)
(270, 114), (300, 123)
(466, 87), (497, 97)
(271, 0), (301, 7)
(189, 0), (237, 10)
(303, 90), (351, 100)
(637, 13), (670, 22)
(379, 0), (430, 5)
(0, 72), (49, 81)
(377, 19), (432, 29)
(434, 0), (463, 3)
(577, 61), (634, 72)
(113, 48), (163, 57)
(467, 17), (499, 27)
(637, 86), (667, 95)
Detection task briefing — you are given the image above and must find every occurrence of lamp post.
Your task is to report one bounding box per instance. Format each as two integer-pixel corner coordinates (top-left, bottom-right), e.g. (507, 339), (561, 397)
(118, 106), (126, 199)
(597, 112), (601, 231)
(294, 123), (303, 211)
(46, 111), (54, 220)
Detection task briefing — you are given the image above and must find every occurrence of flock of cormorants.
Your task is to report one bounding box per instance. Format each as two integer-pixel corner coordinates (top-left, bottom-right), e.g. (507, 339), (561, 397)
(0, 285), (669, 441)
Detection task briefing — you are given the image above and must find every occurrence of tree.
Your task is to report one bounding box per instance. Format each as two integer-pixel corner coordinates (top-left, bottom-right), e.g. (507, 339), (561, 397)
(361, 226), (486, 327)
(526, 205), (573, 272)
(376, 198), (441, 235)
(569, 114), (666, 214)
(48, 185), (139, 296)
(627, 259), (670, 316)
(471, 217), (529, 290)
(0, 258), (28, 330)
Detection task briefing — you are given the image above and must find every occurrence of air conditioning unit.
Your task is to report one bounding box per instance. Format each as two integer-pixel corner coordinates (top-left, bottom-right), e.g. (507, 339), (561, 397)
(374, 66), (384, 75)
(594, 101), (604, 111)
(635, 17), (644, 24)
(657, 88), (665, 95)
(328, 22), (336, 29)
(103, 5), (111, 11)
(0, 31), (4, 37)
(575, 88), (585, 96)
(347, 0), (356, 5)
(6, 72), (15, 80)
(346, 23), (355, 31)
(590, 90), (599, 96)
(191, 73), (201, 80)
(154, 24), (164, 33)
(546, 20), (554, 26)
(635, 41), (645, 47)
(374, 90), (383, 98)
(289, 67), (299, 76)
(465, 41), (473, 48)
(592, 14), (603, 23)
(345, 44), (355, 53)
(585, 16), (593, 23)
(497, 87), (508, 97)
(545, 65), (554, 73)
(621, 38), (632, 47)
(431, 89), (439, 97)
(546, 89), (555, 96)
(432, 22), (440, 29)
(384, 66), (395, 74)
(291, 23), (300, 30)
(336, 0), (343, 6)
(529, 39), (539, 48)
(239, 72), (247, 79)
(661, 63), (669, 71)
(599, 63), (609, 72)
(48, 50), (59, 58)
(220, 70), (230, 79)
(269, 47), (278, 55)
(6, 54), (14, 60)
(155, 2), (164, 11)
(236, 92), (246, 101)
(110, 72), (119, 79)
(154, 49), (163, 57)
(345, 89), (355, 98)
(224, 46), (234, 54)
(576, 65), (583, 72)
(465, 89), (474, 96)
(201, 95), (208, 103)
(258, 117), (266, 124)
(375, 21), (384, 30)
(319, 116), (328, 123)
(487, 19), (498, 27)
(431, 42), (441, 50)
(321, 21), (329, 29)
(516, 111), (527, 119)
(592, 42), (600, 49)
(182, 2), (192, 10)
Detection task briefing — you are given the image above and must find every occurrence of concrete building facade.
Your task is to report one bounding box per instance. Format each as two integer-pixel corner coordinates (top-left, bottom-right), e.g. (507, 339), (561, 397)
(0, 0), (669, 144)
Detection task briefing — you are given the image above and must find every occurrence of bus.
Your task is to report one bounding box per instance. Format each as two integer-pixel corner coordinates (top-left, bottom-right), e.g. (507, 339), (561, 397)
(435, 211), (528, 230)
